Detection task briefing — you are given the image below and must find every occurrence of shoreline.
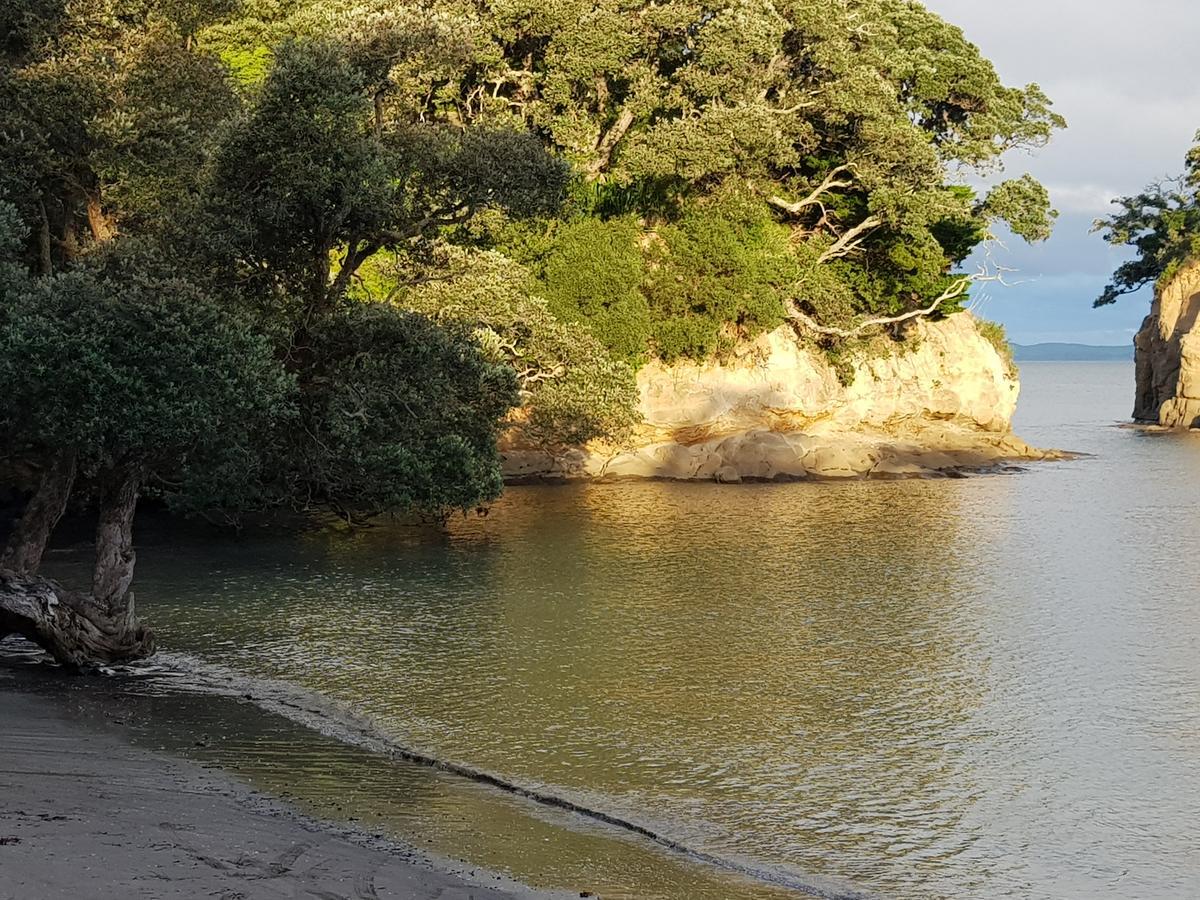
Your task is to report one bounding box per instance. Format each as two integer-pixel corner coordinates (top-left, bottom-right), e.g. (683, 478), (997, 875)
(503, 427), (1068, 483)
(0, 685), (562, 900)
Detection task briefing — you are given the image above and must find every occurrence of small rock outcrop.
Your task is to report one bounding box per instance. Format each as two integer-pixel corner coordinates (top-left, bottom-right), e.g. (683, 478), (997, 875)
(503, 312), (1056, 481)
(1134, 260), (1200, 427)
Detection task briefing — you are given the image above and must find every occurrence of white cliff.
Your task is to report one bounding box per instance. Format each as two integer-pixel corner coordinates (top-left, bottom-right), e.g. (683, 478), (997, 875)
(503, 312), (1053, 480)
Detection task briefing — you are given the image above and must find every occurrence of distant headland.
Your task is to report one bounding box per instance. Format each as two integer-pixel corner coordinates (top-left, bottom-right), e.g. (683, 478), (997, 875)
(1012, 343), (1135, 362)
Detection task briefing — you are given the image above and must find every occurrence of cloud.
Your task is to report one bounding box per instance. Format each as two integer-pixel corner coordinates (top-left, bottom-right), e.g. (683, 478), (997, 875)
(1046, 183), (1121, 215)
(921, 0), (1200, 342)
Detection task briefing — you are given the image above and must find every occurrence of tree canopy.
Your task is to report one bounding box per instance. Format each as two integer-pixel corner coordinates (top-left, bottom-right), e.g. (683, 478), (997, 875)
(1094, 133), (1200, 307)
(197, 0), (1061, 338)
(0, 0), (1064, 664)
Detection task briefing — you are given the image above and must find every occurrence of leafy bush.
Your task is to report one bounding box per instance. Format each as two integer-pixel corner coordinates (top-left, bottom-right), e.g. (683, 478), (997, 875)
(284, 303), (519, 517)
(529, 217), (652, 364)
(498, 196), (800, 365)
(644, 194), (797, 361)
(0, 257), (294, 513)
(382, 247), (642, 447)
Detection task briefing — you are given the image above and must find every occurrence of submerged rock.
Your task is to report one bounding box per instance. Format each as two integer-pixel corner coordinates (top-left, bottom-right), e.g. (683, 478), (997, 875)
(503, 312), (1059, 481)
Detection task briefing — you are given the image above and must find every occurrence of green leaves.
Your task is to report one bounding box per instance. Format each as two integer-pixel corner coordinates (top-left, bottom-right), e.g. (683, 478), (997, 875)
(398, 247), (641, 447)
(284, 303), (518, 515)
(533, 216), (651, 363)
(1091, 131), (1200, 307)
(0, 259), (295, 509)
(979, 176), (1057, 244)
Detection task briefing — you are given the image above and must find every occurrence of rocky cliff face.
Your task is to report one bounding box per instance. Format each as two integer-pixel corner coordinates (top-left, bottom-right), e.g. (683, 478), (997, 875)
(503, 312), (1051, 480)
(1134, 261), (1200, 427)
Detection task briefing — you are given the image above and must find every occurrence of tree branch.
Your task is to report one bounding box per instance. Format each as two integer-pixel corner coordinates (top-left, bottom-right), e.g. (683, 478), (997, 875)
(768, 165), (856, 217)
(585, 107), (635, 178)
(788, 274), (979, 338)
(817, 215), (883, 263)
(1, 451), (78, 575)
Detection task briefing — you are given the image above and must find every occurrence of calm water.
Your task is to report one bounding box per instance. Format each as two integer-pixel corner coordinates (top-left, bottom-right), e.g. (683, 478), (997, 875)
(21, 362), (1200, 898)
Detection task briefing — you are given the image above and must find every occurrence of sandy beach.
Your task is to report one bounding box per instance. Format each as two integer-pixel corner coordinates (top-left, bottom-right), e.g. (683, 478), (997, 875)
(0, 688), (558, 900)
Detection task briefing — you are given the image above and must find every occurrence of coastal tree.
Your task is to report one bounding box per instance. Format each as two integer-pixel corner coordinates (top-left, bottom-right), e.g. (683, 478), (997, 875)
(1094, 133), (1200, 307)
(199, 35), (568, 323)
(0, 22), (559, 665)
(0, 221), (293, 665)
(439, 0), (1064, 331)
(0, 0), (240, 273)
(394, 247), (642, 446)
(192, 0), (1065, 345)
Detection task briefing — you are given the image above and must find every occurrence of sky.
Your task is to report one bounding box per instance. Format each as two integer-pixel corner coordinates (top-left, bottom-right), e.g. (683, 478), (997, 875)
(920, 0), (1200, 345)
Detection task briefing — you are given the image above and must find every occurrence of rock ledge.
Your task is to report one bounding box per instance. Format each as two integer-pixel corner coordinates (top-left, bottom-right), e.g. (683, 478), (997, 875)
(503, 312), (1057, 481)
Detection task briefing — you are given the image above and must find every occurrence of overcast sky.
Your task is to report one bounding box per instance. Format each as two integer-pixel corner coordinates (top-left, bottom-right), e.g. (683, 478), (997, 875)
(921, 0), (1200, 344)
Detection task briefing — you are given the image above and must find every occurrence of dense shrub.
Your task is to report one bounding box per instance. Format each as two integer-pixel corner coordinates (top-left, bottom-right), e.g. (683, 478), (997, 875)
(645, 195), (797, 361)
(529, 217), (652, 364)
(392, 248), (642, 447)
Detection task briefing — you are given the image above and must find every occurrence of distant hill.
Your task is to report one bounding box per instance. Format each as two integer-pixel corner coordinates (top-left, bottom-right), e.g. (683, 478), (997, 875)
(1011, 343), (1134, 362)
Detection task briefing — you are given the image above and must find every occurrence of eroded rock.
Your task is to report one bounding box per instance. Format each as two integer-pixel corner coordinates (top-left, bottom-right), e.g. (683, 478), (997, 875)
(503, 312), (1051, 481)
(1134, 260), (1200, 428)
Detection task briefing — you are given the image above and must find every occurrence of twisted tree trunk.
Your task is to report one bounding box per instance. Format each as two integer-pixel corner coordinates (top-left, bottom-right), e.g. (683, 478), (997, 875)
(1, 451), (77, 575)
(0, 570), (154, 667)
(0, 462), (155, 668)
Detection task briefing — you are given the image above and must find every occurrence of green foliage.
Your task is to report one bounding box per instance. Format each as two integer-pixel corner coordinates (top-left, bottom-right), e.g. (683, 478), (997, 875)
(528, 217), (652, 363)
(189, 0), (1063, 331)
(0, 10), (564, 526)
(645, 195), (797, 361)
(498, 196), (800, 364)
(976, 319), (1017, 378)
(0, 203), (25, 260)
(282, 304), (519, 517)
(204, 35), (569, 310)
(0, 0), (242, 273)
(0, 257), (294, 513)
(433, 0), (1060, 323)
(396, 248), (641, 447)
(979, 176), (1058, 244)
(1094, 133), (1200, 307)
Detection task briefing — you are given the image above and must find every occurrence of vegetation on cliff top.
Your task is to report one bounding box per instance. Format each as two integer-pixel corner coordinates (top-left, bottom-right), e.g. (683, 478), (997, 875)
(0, 0), (1060, 663)
(1094, 132), (1200, 307)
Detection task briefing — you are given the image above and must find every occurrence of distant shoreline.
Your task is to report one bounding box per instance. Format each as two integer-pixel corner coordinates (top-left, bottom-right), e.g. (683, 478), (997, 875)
(1012, 342), (1134, 362)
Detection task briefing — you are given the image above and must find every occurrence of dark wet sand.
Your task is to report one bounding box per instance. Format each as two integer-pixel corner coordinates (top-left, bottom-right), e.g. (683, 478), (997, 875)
(0, 689), (560, 900)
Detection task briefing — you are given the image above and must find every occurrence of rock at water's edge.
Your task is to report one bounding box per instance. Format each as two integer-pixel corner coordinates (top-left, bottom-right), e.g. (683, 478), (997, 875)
(503, 312), (1059, 481)
(1135, 260), (1200, 428)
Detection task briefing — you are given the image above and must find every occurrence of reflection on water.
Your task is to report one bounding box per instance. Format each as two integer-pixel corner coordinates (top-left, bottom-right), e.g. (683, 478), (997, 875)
(27, 361), (1200, 899)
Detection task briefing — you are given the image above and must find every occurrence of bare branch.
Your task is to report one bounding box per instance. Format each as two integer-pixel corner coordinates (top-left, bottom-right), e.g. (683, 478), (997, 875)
(788, 269), (998, 339)
(817, 215), (883, 264)
(768, 165), (856, 217)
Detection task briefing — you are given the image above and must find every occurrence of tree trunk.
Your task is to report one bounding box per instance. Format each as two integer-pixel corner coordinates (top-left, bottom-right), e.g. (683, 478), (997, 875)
(92, 464), (142, 611)
(86, 193), (116, 243)
(37, 200), (53, 276)
(0, 571), (154, 667)
(0, 463), (154, 668)
(1, 451), (78, 575)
